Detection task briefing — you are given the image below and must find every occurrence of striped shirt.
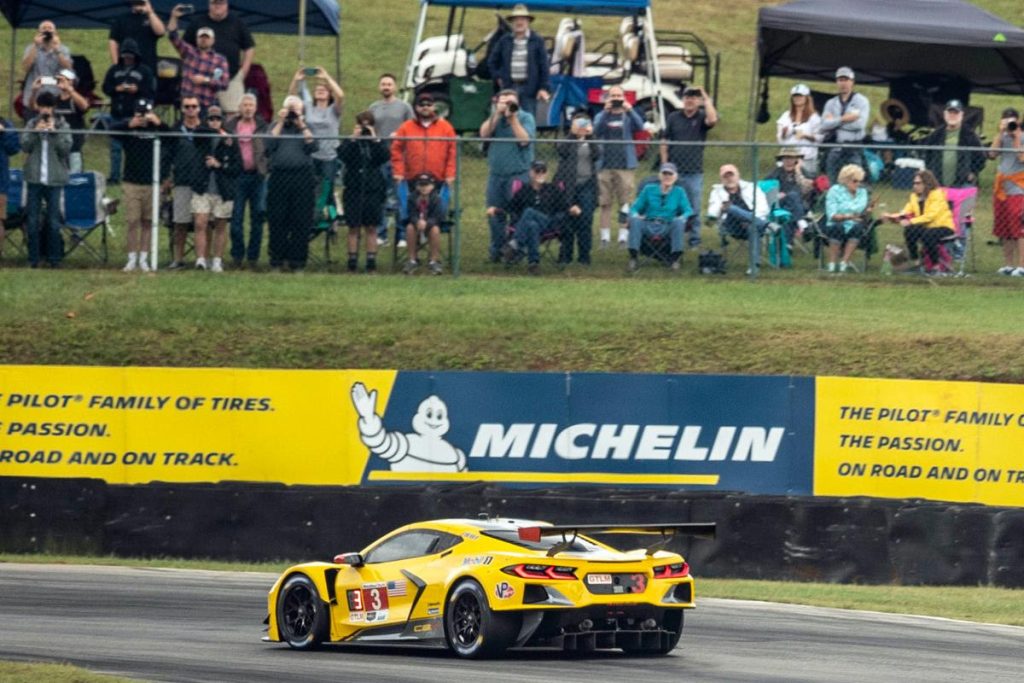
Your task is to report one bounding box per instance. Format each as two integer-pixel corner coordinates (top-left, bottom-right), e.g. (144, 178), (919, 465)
(510, 34), (529, 83)
(169, 31), (230, 108)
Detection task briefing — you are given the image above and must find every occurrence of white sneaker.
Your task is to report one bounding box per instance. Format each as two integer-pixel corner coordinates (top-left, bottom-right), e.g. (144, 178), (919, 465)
(998, 265), (1015, 275)
(839, 261), (849, 273)
(195, 257), (207, 270)
(122, 260), (137, 272)
(397, 239), (407, 249)
(766, 222), (782, 235)
(1012, 267), (1024, 277)
(138, 256), (151, 273)
(827, 262), (836, 273)
(211, 258), (224, 273)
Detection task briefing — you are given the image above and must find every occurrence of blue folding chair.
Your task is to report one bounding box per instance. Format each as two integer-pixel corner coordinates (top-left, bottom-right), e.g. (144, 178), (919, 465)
(61, 171), (110, 263)
(758, 179), (794, 268)
(3, 169), (27, 257)
(392, 180), (453, 269)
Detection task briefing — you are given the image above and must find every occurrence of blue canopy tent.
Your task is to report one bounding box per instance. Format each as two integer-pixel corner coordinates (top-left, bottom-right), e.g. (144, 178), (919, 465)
(1, 0), (342, 113)
(404, 0), (671, 127)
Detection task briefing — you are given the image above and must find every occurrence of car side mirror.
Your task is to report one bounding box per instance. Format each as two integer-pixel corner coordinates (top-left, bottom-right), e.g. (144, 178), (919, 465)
(333, 552), (364, 567)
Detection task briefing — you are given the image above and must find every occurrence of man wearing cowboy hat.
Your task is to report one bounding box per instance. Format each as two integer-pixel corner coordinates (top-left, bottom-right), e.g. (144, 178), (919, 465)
(919, 99), (985, 188)
(487, 4), (551, 116)
(765, 147), (813, 232)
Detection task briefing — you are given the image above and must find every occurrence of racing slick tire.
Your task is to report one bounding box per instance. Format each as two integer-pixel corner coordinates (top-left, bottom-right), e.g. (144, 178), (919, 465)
(622, 610), (683, 656)
(444, 579), (519, 658)
(277, 574), (331, 650)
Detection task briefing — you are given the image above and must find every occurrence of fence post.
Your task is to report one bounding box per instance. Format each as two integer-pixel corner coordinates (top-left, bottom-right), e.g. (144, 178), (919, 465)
(150, 134), (161, 271)
(749, 143), (759, 279)
(452, 139), (462, 278)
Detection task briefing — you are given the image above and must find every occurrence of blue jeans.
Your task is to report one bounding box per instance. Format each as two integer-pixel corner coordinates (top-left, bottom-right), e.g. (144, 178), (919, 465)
(486, 171), (528, 260)
(377, 161), (396, 241)
(26, 183), (63, 267)
(825, 147), (864, 183)
(230, 172), (267, 263)
(678, 172), (704, 244)
(515, 207), (551, 265)
(627, 215), (685, 255)
(721, 205), (772, 268)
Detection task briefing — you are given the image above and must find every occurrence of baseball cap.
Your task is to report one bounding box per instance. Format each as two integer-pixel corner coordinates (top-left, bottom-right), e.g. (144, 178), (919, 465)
(530, 160), (548, 172)
(659, 162), (678, 174)
(1002, 107), (1020, 119)
(197, 27), (215, 38)
(414, 172), (436, 186)
(415, 93), (434, 105)
(790, 83), (810, 96)
(719, 163), (739, 177)
(835, 66), (855, 80)
(206, 105), (224, 118)
(945, 99), (964, 112)
(681, 87), (702, 97)
(120, 38), (141, 57)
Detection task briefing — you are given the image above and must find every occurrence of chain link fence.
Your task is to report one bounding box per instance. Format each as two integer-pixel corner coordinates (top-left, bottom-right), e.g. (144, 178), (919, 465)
(1, 123), (1015, 279)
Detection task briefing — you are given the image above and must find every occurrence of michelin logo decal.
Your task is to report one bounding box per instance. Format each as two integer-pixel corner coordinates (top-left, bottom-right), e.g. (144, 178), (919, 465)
(351, 382), (467, 473)
(352, 382), (786, 475)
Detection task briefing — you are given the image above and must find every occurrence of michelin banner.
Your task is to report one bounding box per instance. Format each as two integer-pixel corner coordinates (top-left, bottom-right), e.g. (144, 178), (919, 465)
(0, 366), (813, 494)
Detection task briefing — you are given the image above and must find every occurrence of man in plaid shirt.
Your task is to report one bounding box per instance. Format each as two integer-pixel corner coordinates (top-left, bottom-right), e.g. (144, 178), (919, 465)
(167, 6), (228, 109)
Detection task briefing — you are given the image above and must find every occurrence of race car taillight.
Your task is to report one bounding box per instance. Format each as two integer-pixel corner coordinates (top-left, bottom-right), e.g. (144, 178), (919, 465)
(652, 562), (689, 579)
(501, 564), (578, 580)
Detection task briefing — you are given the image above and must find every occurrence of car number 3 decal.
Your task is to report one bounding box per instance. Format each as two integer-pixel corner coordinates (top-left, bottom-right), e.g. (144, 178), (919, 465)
(630, 573), (647, 593)
(347, 584), (391, 612)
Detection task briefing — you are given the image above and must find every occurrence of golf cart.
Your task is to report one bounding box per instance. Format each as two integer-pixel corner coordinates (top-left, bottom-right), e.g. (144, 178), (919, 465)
(401, 0), (718, 133)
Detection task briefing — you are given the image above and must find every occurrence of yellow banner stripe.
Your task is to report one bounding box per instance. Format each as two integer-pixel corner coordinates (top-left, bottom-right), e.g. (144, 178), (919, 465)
(367, 471), (720, 485)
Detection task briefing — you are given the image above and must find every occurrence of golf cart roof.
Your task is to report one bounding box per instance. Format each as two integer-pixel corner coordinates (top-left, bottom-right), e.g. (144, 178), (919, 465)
(424, 0), (650, 16)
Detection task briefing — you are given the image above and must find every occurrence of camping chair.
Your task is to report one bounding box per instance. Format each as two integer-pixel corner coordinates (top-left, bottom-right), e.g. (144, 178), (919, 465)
(933, 186), (978, 276)
(813, 201), (881, 273)
(757, 179), (795, 268)
(61, 171), (114, 264)
(2, 169), (27, 258)
(498, 178), (564, 269)
(308, 176), (341, 266)
(392, 180), (454, 271)
(630, 175), (687, 269)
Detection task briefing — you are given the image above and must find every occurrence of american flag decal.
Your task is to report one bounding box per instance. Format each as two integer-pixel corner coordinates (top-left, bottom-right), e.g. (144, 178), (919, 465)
(386, 580), (408, 597)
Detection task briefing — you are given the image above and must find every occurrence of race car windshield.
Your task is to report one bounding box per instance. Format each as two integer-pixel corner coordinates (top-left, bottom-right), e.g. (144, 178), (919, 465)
(482, 529), (603, 553)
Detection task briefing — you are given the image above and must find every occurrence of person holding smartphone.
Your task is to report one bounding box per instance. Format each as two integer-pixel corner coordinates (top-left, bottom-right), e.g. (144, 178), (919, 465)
(989, 107), (1024, 276)
(288, 66), (344, 184)
(21, 20), (72, 114)
(20, 92), (72, 268)
(168, 7), (230, 110)
(108, 0), (167, 69)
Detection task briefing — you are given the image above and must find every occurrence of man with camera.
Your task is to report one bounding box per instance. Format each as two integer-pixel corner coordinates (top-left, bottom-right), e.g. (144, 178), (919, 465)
(112, 98), (168, 272)
(182, 0), (256, 115)
(20, 92), (73, 268)
(21, 21), (73, 113)
(169, 8), (230, 110)
(989, 107), (1024, 277)
(340, 112), (390, 273)
(661, 85), (718, 248)
(109, 0), (166, 69)
(481, 89), (536, 263)
(103, 38), (156, 184)
(594, 85), (645, 248)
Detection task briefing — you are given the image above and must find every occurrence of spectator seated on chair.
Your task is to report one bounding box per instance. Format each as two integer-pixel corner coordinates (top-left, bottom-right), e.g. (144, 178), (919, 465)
(496, 159), (567, 275)
(402, 173), (447, 275)
(764, 147), (814, 236)
(881, 169), (954, 275)
(823, 163), (869, 273)
(20, 91), (72, 268)
(626, 162), (691, 272)
(707, 163), (779, 274)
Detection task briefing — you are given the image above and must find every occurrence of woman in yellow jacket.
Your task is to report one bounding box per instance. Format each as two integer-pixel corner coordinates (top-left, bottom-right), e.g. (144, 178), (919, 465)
(882, 169), (954, 273)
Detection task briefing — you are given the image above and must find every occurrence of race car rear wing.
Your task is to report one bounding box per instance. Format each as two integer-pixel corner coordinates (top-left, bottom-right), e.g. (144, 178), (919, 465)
(518, 523), (717, 556)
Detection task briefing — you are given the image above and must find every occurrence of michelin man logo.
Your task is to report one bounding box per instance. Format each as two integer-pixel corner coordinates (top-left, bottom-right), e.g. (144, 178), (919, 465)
(351, 382), (467, 473)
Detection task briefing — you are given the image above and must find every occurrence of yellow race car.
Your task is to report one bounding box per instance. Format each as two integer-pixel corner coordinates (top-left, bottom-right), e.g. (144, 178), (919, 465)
(264, 516), (715, 658)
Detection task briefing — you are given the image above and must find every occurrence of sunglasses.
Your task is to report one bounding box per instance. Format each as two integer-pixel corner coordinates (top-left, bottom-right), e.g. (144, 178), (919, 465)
(207, 115), (223, 121)
(182, 104), (200, 109)
(415, 101), (434, 107)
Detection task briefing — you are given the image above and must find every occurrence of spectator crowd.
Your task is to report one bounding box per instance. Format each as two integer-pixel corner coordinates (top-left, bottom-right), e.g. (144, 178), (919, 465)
(2, 3), (1023, 280)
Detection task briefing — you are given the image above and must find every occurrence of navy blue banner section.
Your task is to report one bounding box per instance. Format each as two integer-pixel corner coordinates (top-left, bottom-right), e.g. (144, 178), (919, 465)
(359, 372), (814, 495)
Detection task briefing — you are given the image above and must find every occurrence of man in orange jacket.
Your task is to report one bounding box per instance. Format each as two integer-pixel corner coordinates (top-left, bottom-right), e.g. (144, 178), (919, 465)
(391, 93), (456, 229)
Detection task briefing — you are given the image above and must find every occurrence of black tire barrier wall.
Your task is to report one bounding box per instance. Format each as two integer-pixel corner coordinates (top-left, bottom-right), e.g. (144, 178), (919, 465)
(2, 477), (1023, 588)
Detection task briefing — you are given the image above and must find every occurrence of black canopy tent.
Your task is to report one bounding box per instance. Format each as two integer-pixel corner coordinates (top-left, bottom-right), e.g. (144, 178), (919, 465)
(1, 0), (342, 114)
(749, 0), (1024, 136)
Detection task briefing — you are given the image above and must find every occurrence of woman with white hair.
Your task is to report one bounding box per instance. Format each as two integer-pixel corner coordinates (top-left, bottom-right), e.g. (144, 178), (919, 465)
(265, 95), (315, 271)
(289, 66), (344, 184)
(776, 83), (822, 176)
(824, 163), (870, 273)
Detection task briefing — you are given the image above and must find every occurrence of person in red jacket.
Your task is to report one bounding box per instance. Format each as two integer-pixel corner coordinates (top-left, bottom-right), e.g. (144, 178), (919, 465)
(391, 93), (456, 226)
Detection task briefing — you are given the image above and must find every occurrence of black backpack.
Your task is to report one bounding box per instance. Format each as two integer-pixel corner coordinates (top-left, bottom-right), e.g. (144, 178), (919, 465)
(698, 250), (726, 275)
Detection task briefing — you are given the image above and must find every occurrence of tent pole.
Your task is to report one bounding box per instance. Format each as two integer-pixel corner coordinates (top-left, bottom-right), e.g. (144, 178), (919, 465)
(644, 7), (665, 131)
(336, 2), (342, 80)
(298, 0), (307, 65)
(745, 42), (760, 144)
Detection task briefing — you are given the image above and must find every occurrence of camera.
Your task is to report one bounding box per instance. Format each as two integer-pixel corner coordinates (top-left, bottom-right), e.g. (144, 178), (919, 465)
(42, 30), (53, 41)
(360, 126), (372, 136)
(285, 110), (299, 123)
(39, 76), (57, 87)
(1008, 120), (1019, 133)
(40, 113), (51, 122)
(610, 99), (624, 108)
(178, 4), (194, 15)
(507, 102), (519, 114)
(303, 67), (319, 77)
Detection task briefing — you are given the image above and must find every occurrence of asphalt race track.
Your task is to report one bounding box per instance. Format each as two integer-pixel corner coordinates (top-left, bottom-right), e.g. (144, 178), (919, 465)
(1, 564), (1022, 682)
